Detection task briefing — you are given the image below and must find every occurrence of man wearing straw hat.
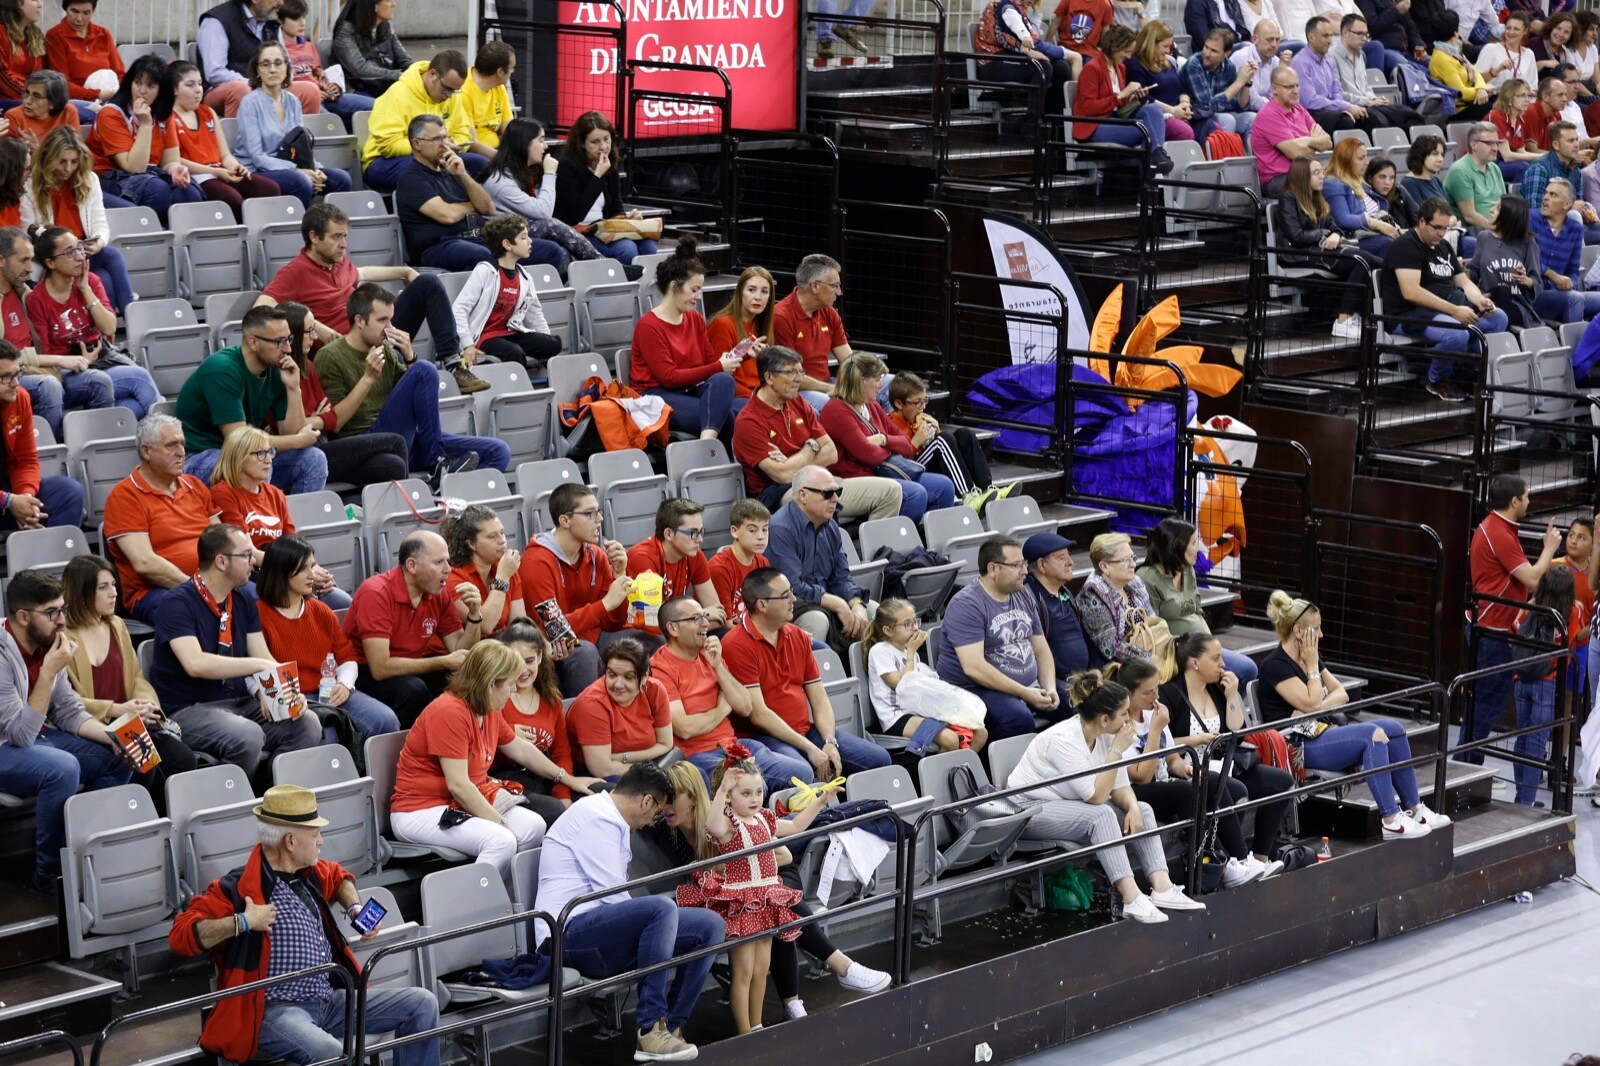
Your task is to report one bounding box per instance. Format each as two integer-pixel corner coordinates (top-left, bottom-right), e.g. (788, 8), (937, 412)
(169, 784), (441, 1066)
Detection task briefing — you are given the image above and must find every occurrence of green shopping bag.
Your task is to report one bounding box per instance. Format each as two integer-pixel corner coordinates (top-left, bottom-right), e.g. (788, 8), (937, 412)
(1043, 865), (1096, 912)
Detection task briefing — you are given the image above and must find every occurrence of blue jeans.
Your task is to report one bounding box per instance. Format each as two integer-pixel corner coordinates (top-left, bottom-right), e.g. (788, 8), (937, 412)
(265, 165), (354, 208)
(1460, 629), (1516, 764)
(23, 370), (108, 438)
(816, 0), (875, 40)
(414, 234), (570, 276)
(0, 474), (86, 530)
(367, 360), (511, 471)
(332, 687), (402, 741)
(363, 153), (489, 193)
(967, 685), (1040, 741)
(256, 987), (439, 1066)
(688, 738), (813, 794)
(326, 91), (376, 126)
(1086, 104), (1167, 151)
(1300, 718), (1419, 818)
(100, 168), (203, 225)
(1221, 647), (1259, 685)
(557, 896), (725, 1033)
(648, 373), (736, 438)
(105, 366), (161, 420)
(1398, 308), (1509, 384)
(586, 234), (658, 265)
(1533, 286), (1600, 324)
(760, 723), (891, 774)
(185, 443), (328, 495)
(90, 245), (136, 314)
(1212, 109), (1254, 140)
(1495, 159), (1530, 186)
(1513, 676), (1556, 804)
(0, 728), (131, 879)
(895, 471), (956, 522)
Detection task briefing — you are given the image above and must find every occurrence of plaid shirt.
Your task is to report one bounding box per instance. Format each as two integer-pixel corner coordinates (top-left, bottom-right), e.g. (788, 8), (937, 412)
(1520, 150), (1585, 219)
(264, 876), (335, 1002)
(1531, 209), (1584, 284)
(1179, 54), (1242, 115)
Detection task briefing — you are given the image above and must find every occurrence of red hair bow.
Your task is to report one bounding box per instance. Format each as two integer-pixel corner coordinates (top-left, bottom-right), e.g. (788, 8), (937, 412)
(720, 743), (752, 767)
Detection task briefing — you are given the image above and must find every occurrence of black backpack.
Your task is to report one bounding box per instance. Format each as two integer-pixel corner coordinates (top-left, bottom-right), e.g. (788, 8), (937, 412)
(872, 544), (953, 601)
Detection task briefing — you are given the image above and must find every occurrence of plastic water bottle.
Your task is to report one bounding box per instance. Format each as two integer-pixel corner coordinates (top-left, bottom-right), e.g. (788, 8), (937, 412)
(1316, 837), (1332, 862)
(318, 654), (337, 702)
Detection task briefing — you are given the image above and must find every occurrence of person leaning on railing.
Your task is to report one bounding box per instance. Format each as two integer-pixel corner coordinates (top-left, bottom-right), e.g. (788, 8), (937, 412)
(1256, 589), (1452, 838)
(1073, 23), (1177, 174)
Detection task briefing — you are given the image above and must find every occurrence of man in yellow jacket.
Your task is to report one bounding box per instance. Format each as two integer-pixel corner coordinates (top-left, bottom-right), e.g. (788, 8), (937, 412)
(460, 41), (516, 155)
(361, 50), (487, 192)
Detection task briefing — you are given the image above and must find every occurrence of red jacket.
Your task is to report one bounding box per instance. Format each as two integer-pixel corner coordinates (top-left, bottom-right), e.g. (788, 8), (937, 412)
(168, 846), (360, 1064)
(1, 385), (41, 497)
(816, 396), (916, 480)
(1073, 54), (1126, 141)
(517, 531), (629, 644)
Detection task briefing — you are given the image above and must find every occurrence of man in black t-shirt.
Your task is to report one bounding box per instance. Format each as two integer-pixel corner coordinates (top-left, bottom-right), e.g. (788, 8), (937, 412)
(1381, 196), (1509, 403)
(394, 114), (567, 274)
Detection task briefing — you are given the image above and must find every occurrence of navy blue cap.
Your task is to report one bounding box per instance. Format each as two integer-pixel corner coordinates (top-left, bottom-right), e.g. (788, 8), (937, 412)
(1022, 532), (1075, 562)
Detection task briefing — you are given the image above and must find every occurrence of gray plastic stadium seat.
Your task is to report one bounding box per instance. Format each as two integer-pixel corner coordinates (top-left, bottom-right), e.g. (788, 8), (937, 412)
(167, 763), (258, 899)
(202, 290), (263, 352)
(334, 885), (421, 990)
(304, 113), (360, 184)
(360, 479), (445, 570)
(984, 494), (1057, 540)
(325, 191), (404, 268)
(63, 406), (138, 528)
(437, 371), (479, 437)
(587, 448), (669, 545)
(473, 362), (555, 467)
(916, 749), (1035, 875)
(846, 641), (911, 752)
(530, 266), (579, 352)
(5, 526), (90, 579)
(986, 734), (1033, 788)
(859, 517), (960, 618)
(32, 416), (68, 479)
(106, 206), (176, 302)
(814, 647), (867, 739)
(570, 260), (639, 355)
(60, 784), (178, 963)
(840, 531), (887, 604)
(271, 744), (382, 877)
(440, 469), (527, 547)
(286, 491), (365, 593)
(242, 196), (306, 288)
(169, 201), (251, 307)
(920, 505), (989, 587)
(631, 251), (670, 316)
(125, 299), (212, 399)
(665, 439), (742, 552)
(515, 458), (585, 538)
(365, 731), (471, 862)
(548, 353), (611, 456)
(844, 765), (935, 892)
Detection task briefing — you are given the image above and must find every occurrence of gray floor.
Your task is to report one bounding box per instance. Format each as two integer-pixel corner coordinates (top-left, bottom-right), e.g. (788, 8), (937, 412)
(1023, 795), (1600, 1066)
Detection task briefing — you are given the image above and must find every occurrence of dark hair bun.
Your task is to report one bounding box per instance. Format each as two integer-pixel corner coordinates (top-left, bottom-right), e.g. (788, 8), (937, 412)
(673, 234), (700, 260)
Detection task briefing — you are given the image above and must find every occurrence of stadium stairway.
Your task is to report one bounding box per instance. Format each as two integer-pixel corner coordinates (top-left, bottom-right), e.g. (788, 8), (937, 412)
(0, 893), (120, 1046)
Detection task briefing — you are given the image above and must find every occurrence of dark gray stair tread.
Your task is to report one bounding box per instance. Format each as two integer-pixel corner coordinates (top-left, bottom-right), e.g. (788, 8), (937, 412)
(1047, 205), (1142, 224)
(0, 961), (121, 1023)
(1216, 624), (1277, 656)
(1370, 399), (1474, 430)
(1306, 762), (1495, 812)
(81, 1010), (205, 1066)
(1198, 588), (1234, 609)
(1156, 263), (1251, 287)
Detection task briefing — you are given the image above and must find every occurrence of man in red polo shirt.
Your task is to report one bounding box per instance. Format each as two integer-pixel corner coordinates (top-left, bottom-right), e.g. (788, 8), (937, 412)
(344, 530), (484, 726)
(103, 413), (221, 624)
(730, 346), (900, 521)
(256, 202), (486, 395)
(1462, 473), (1563, 764)
(770, 253), (852, 410)
(721, 567), (890, 780)
(626, 498), (725, 641)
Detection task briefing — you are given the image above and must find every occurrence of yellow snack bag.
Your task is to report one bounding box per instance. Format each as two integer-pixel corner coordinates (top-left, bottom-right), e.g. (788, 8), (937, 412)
(630, 570), (665, 630)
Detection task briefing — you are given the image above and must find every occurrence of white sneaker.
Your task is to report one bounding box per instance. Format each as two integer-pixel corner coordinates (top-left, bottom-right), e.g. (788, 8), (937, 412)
(836, 962), (891, 994)
(1381, 812), (1432, 840)
(1331, 315), (1362, 339)
(785, 1000), (808, 1020)
(1592, 793), (1600, 808)
(1221, 857), (1264, 889)
(1121, 894), (1169, 923)
(1408, 801), (1452, 829)
(1150, 886), (1207, 911)
(1251, 856), (1285, 880)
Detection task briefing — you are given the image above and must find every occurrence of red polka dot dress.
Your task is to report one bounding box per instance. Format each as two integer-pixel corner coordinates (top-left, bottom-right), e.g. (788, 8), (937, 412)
(676, 809), (804, 941)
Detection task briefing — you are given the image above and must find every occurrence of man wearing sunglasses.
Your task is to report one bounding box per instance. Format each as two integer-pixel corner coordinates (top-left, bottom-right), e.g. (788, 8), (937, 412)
(174, 305), (328, 494)
(0, 569), (134, 897)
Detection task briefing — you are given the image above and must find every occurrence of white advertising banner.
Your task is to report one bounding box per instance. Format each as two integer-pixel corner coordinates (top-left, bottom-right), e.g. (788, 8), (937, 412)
(981, 215), (1090, 364)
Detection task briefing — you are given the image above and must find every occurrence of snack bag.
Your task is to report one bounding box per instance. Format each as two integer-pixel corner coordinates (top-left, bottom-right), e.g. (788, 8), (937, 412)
(629, 570), (665, 630)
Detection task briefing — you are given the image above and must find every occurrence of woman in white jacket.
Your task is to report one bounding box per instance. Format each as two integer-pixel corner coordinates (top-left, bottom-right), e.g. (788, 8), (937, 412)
(480, 118), (603, 266)
(21, 126), (136, 313)
(452, 213), (564, 373)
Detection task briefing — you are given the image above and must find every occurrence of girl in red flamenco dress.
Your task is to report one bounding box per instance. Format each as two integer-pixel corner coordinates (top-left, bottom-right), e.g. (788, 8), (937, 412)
(676, 744), (842, 1033)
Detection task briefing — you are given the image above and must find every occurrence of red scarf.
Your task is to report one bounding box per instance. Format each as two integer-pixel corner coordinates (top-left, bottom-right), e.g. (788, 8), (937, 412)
(191, 573), (235, 650)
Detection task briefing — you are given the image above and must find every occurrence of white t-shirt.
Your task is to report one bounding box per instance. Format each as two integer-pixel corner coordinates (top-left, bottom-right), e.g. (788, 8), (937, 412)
(867, 641), (920, 732)
(1474, 42), (1539, 92)
(1009, 716), (1127, 804)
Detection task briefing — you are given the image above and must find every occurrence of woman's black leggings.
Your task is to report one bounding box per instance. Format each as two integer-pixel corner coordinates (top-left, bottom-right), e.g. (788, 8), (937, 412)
(319, 432), (411, 487)
(480, 331), (563, 373)
(771, 862), (842, 999)
(1137, 762), (1294, 858)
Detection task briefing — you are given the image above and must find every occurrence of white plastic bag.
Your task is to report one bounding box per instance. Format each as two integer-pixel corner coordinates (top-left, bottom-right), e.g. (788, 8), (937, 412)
(897, 667), (989, 731)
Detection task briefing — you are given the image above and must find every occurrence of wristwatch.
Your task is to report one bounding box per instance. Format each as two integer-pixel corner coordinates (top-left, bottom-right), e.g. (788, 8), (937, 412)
(806, 439), (822, 454)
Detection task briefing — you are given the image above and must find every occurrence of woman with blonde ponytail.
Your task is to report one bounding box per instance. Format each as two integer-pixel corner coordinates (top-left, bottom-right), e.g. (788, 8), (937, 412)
(1008, 669), (1208, 923)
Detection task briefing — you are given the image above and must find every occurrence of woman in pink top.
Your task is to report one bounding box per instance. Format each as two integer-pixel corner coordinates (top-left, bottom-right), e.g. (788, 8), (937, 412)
(627, 236), (750, 439)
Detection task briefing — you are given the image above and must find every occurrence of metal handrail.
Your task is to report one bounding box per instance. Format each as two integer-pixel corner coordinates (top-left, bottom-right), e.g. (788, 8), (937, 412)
(1, 1029), (83, 1066)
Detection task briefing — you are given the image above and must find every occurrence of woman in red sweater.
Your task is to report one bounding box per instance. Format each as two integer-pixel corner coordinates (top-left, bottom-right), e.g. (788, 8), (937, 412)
(490, 621), (605, 825)
(256, 534), (402, 740)
(705, 264), (776, 400)
(1072, 23), (1174, 175)
(0, 0), (45, 111)
(44, 0), (122, 108)
(817, 353), (955, 523)
(628, 235), (747, 439)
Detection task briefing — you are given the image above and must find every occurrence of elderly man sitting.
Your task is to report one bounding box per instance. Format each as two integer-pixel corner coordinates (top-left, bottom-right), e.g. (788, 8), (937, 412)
(169, 784), (441, 1066)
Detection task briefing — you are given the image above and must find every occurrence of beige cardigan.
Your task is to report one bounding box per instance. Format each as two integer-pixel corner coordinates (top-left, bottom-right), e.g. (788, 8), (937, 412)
(63, 616), (161, 720)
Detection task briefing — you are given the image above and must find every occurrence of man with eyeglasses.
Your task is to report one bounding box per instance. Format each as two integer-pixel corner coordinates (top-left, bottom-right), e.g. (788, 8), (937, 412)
(147, 524), (321, 785)
(766, 465), (876, 647)
(174, 304), (327, 495)
(651, 595), (812, 793)
(1444, 121), (1508, 232)
(519, 481), (631, 696)
(0, 339), (86, 533)
(937, 535), (1059, 741)
(197, 0), (321, 117)
(361, 51), (489, 195)
(1521, 121), (1600, 242)
(722, 567), (891, 778)
(1331, 15), (1421, 128)
(771, 253), (852, 410)
(625, 498), (726, 644)
(0, 569), (133, 897)
(1251, 67), (1333, 196)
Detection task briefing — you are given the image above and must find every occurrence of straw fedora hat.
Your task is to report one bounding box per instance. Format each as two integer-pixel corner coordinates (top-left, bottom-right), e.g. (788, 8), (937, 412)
(253, 784), (330, 828)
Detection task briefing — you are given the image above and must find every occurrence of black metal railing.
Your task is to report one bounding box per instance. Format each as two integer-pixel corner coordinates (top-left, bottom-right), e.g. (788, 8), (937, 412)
(1, 1030), (83, 1066)
(731, 134), (842, 285)
(839, 200), (953, 377)
(1246, 241), (1374, 411)
(1149, 174), (1266, 369)
(479, 0), (627, 141)
(623, 61), (736, 257)
(936, 55), (1050, 223)
(1357, 315), (1489, 487)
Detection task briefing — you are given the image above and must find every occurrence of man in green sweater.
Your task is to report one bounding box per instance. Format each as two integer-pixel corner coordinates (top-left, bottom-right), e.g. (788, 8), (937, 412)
(313, 283), (510, 486)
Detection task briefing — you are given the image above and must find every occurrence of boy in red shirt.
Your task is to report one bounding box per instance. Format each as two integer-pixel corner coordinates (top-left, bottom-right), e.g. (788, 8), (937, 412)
(707, 498), (771, 628)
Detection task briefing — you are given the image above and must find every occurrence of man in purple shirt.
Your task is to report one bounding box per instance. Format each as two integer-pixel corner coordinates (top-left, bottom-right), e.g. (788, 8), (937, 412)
(1251, 65), (1333, 195)
(1290, 15), (1399, 134)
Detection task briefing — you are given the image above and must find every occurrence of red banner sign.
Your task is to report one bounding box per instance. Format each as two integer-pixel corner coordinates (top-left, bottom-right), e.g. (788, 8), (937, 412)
(558, 0), (799, 136)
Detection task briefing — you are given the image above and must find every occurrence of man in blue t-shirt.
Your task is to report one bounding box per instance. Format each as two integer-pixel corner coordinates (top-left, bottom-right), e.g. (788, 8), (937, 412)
(936, 534), (1059, 740)
(1022, 532), (1089, 710)
(149, 524), (320, 783)
(393, 114), (566, 274)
